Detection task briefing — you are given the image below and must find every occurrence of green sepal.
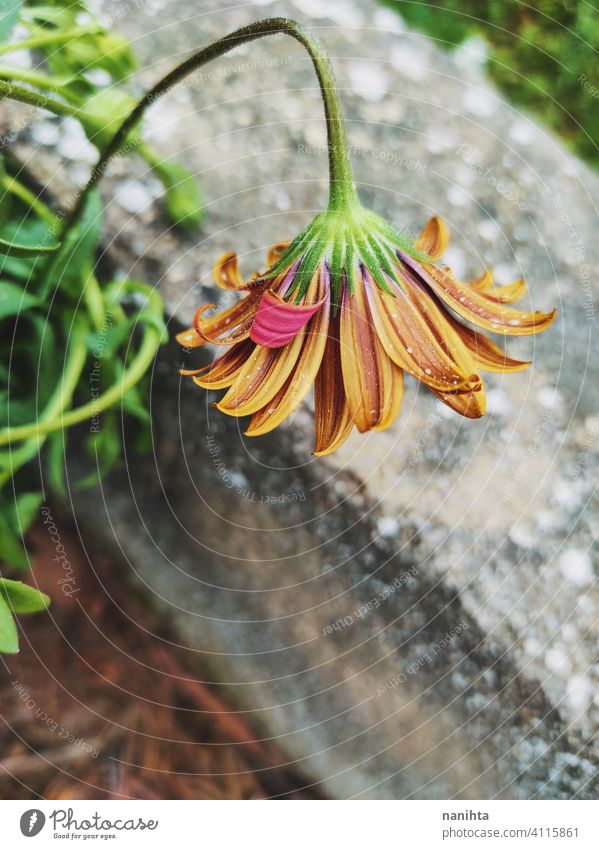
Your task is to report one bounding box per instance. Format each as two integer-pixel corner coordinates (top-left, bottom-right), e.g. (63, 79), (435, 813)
(354, 233), (395, 296)
(290, 238), (326, 303)
(265, 217), (319, 280)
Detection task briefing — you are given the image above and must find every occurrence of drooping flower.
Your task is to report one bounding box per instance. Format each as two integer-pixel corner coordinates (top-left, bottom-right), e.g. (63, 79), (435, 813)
(177, 206), (555, 455)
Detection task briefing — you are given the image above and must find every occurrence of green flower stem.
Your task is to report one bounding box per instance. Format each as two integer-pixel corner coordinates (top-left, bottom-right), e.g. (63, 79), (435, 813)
(0, 26), (100, 58)
(60, 17), (357, 243)
(0, 318), (162, 447)
(0, 317), (89, 485)
(0, 79), (81, 120)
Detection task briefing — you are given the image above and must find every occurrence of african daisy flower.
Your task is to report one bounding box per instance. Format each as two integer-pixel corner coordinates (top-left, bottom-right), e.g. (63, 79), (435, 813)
(176, 24), (555, 455)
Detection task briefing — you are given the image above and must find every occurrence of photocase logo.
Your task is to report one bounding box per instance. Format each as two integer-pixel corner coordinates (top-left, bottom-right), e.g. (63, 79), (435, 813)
(20, 810), (46, 837)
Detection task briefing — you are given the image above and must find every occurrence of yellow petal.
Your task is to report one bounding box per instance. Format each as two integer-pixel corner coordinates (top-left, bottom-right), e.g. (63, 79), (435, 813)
(367, 272), (476, 392)
(190, 340), (254, 389)
(415, 216), (450, 259)
(416, 261), (556, 336)
(373, 357), (403, 431)
(433, 380), (486, 418)
(176, 327), (204, 349)
(216, 331), (305, 417)
(439, 302), (531, 373)
(470, 270), (527, 304)
(247, 309), (330, 436)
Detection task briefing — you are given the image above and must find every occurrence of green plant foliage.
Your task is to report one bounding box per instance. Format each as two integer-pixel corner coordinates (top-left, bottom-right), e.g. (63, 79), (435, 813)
(0, 0), (185, 653)
(384, 0), (599, 168)
(0, 577), (49, 653)
(150, 159), (205, 231)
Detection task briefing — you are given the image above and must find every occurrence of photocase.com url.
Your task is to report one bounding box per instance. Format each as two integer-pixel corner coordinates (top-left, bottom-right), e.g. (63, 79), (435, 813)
(442, 826), (580, 841)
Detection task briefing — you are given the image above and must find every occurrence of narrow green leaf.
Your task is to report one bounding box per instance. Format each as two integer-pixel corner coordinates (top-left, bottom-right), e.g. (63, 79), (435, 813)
(0, 593), (19, 653)
(0, 510), (28, 570)
(0, 281), (39, 318)
(41, 191), (103, 297)
(0, 236), (60, 258)
(0, 578), (50, 613)
(11, 491), (43, 535)
(46, 431), (67, 497)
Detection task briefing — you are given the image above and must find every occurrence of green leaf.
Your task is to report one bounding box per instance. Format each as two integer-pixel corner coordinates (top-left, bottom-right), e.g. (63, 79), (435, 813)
(11, 491), (43, 535)
(80, 88), (141, 150)
(0, 593), (18, 654)
(0, 236), (60, 258)
(0, 280), (39, 318)
(46, 430), (67, 497)
(0, 491), (41, 572)
(0, 509), (28, 570)
(86, 316), (134, 358)
(47, 31), (136, 82)
(76, 411), (121, 489)
(0, 0), (23, 43)
(0, 212), (52, 282)
(151, 160), (204, 230)
(41, 190), (103, 297)
(122, 383), (150, 424)
(0, 578), (50, 613)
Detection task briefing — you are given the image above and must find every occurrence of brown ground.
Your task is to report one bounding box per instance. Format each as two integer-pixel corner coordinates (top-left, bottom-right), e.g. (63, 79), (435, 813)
(0, 515), (322, 799)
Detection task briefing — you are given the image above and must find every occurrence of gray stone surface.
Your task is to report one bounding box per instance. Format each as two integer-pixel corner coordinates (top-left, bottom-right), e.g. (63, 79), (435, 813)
(22, 0), (599, 797)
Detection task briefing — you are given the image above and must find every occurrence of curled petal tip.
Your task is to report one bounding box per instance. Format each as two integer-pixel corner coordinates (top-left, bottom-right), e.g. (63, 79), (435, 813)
(416, 215), (450, 260)
(213, 252), (246, 290)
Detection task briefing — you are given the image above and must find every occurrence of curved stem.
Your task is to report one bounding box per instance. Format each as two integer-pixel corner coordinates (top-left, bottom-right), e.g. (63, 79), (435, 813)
(60, 17), (356, 242)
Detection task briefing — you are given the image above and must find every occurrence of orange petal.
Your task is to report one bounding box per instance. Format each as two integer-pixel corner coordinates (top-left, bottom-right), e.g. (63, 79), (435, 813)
(313, 311), (354, 456)
(216, 271), (322, 418)
(367, 273), (476, 392)
(194, 290), (263, 345)
(439, 303), (531, 373)
(176, 326), (204, 349)
(216, 331), (305, 417)
(246, 288), (330, 436)
(432, 381), (486, 418)
(266, 240), (290, 267)
(415, 216), (450, 260)
(406, 256), (556, 336)
(470, 269), (528, 304)
(340, 275), (402, 433)
(213, 252), (247, 290)
(187, 340), (254, 389)
(373, 359), (403, 431)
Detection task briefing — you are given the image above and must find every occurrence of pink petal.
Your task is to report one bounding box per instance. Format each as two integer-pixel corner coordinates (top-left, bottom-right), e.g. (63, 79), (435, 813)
(250, 290), (325, 348)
